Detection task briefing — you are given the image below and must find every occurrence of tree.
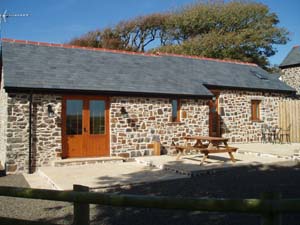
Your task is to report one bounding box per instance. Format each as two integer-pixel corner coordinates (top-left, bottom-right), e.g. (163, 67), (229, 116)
(115, 13), (171, 51)
(155, 1), (289, 68)
(69, 1), (289, 68)
(69, 13), (170, 52)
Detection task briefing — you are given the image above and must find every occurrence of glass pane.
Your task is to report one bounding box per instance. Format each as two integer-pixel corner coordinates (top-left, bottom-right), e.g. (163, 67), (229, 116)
(66, 100), (83, 135)
(172, 99), (178, 122)
(90, 100), (105, 134)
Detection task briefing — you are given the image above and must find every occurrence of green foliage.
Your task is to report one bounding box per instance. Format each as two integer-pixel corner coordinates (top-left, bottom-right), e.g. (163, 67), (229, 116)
(69, 1), (289, 68)
(69, 13), (170, 52)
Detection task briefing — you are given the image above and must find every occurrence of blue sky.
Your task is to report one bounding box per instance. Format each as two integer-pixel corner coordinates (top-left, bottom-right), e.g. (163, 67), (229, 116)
(1, 0), (299, 66)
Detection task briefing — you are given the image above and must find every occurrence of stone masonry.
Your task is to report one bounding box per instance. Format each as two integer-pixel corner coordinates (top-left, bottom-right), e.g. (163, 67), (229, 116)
(0, 78), (8, 168)
(281, 66), (300, 94)
(5, 93), (30, 173)
(219, 90), (287, 143)
(5, 93), (62, 173)
(31, 94), (62, 167)
(1, 90), (289, 173)
(3, 94), (210, 173)
(110, 97), (209, 157)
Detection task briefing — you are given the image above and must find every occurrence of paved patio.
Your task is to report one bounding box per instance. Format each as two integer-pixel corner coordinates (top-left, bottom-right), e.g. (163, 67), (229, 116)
(136, 151), (291, 176)
(31, 162), (187, 190)
(23, 143), (299, 190)
(233, 143), (300, 157)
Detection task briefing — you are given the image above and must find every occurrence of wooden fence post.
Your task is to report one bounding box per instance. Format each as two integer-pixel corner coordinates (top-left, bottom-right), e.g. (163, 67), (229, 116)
(73, 185), (90, 225)
(260, 192), (281, 225)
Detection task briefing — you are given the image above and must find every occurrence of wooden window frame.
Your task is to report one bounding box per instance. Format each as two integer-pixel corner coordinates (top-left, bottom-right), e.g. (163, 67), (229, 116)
(171, 99), (181, 122)
(251, 100), (261, 122)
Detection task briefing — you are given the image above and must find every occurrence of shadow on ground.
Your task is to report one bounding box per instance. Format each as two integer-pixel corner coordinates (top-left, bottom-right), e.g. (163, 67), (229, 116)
(89, 161), (300, 225)
(0, 161), (300, 225)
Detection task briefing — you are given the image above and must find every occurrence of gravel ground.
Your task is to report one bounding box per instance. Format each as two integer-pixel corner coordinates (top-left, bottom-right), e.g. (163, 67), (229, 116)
(0, 175), (73, 224)
(0, 162), (299, 225)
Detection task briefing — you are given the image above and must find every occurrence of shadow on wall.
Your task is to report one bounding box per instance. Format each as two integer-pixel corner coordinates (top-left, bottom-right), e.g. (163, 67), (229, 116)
(220, 115), (231, 138)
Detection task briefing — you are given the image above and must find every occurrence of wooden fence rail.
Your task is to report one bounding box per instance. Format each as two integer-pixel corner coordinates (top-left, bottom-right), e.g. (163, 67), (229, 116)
(0, 185), (300, 225)
(279, 100), (300, 142)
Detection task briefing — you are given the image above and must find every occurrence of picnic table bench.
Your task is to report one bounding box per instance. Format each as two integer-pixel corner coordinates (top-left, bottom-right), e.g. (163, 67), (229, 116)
(175, 136), (238, 165)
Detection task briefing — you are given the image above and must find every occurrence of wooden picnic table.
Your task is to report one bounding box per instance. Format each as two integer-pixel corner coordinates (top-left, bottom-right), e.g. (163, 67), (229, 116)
(175, 136), (237, 165)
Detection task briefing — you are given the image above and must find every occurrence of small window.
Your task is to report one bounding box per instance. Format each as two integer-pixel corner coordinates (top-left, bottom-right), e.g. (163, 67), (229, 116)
(251, 100), (261, 121)
(171, 99), (181, 122)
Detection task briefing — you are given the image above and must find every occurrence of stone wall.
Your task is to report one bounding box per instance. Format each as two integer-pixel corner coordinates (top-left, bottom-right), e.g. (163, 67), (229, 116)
(281, 66), (300, 94)
(0, 73), (7, 168)
(110, 97), (209, 157)
(219, 90), (286, 143)
(5, 93), (62, 173)
(2, 91), (291, 173)
(5, 93), (30, 172)
(31, 94), (62, 167)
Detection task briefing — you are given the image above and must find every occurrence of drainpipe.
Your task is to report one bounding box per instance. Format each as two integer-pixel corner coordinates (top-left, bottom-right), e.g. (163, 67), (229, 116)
(28, 92), (33, 174)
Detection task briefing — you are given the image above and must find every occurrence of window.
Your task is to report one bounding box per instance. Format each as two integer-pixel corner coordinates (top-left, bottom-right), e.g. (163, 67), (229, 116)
(90, 100), (105, 134)
(251, 100), (261, 121)
(171, 99), (181, 122)
(66, 100), (83, 135)
(250, 70), (269, 81)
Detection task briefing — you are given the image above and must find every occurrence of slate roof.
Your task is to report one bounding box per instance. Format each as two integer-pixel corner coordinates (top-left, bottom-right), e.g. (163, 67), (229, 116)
(1, 40), (296, 97)
(279, 46), (300, 68)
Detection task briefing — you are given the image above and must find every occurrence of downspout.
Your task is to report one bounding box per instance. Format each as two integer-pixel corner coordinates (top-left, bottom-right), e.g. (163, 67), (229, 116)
(28, 92), (33, 174)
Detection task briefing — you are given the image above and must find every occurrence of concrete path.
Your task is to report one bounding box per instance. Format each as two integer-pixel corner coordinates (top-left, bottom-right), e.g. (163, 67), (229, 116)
(37, 162), (187, 190)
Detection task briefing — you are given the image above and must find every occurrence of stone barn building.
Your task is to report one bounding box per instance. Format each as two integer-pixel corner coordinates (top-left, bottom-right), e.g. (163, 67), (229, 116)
(0, 39), (295, 173)
(279, 45), (300, 95)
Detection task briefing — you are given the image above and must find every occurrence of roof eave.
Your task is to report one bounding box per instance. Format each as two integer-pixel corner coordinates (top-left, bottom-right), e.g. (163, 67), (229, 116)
(279, 63), (300, 69)
(203, 84), (296, 95)
(3, 86), (213, 99)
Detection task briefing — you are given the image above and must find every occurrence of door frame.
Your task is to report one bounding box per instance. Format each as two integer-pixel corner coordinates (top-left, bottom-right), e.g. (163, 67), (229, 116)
(209, 90), (221, 137)
(61, 95), (110, 158)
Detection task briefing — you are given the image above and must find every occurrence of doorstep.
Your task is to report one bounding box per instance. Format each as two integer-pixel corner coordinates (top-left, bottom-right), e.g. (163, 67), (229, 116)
(52, 156), (125, 167)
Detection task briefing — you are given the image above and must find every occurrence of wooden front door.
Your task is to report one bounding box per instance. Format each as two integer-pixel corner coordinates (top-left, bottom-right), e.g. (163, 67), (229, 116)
(209, 92), (220, 137)
(62, 96), (110, 158)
